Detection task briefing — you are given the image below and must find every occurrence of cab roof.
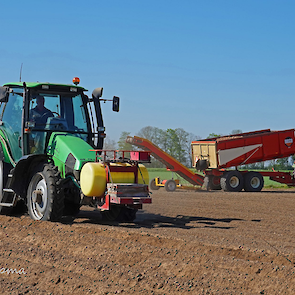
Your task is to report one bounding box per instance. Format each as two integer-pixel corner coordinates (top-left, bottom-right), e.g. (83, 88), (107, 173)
(3, 82), (87, 92)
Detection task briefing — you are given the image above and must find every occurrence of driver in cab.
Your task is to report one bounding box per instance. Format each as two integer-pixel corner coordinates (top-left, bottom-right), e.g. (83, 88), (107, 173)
(30, 95), (54, 126)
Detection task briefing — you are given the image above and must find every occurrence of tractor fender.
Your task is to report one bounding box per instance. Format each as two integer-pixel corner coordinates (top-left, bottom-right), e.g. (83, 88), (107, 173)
(10, 154), (50, 198)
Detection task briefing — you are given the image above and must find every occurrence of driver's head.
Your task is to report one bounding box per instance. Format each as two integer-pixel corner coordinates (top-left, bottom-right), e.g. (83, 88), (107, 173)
(36, 95), (45, 107)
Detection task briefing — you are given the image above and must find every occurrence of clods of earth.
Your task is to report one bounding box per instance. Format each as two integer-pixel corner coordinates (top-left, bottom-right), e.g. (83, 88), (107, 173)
(0, 189), (294, 294)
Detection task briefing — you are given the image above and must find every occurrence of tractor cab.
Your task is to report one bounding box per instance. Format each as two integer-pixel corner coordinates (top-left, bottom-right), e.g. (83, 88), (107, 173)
(0, 79), (118, 163)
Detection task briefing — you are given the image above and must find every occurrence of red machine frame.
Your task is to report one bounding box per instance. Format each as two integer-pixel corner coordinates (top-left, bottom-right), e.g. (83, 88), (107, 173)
(90, 149), (152, 210)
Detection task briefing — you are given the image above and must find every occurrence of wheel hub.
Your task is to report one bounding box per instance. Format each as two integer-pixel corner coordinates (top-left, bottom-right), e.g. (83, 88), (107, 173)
(250, 177), (260, 188)
(31, 178), (48, 219)
(229, 176), (240, 188)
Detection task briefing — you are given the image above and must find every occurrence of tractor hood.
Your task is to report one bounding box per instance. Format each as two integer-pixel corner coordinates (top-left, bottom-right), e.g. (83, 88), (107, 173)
(47, 133), (96, 177)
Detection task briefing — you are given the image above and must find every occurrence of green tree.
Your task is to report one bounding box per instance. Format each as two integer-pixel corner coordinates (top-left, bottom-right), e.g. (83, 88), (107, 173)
(207, 133), (222, 139)
(117, 131), (133, 158)
(230, 129), (242, 135)
(103, 136), (117, 150)
(136, 126), (166, 167)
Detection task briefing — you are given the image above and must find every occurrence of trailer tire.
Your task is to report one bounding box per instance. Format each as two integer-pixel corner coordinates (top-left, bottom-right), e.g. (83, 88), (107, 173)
(203, 175), (221, 191)
(149, 178), (160, 190)
(164, 179), (176, 192)
(244, 172), (264, 192)
(27, 163), (64, 221)
(221, 171), (244, 192)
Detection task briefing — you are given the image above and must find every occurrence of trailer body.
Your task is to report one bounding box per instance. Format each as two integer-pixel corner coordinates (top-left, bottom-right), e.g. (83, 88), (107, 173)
(192, 129), (295, 169)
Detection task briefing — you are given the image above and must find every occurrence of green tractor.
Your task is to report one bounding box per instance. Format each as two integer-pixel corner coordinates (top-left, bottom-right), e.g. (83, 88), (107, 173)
(0, 78), (151, 222)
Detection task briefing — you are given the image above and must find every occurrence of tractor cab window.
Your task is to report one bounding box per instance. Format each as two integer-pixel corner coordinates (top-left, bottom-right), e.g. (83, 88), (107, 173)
(28, 92), (89, 154)
(0, 88), (23, 161)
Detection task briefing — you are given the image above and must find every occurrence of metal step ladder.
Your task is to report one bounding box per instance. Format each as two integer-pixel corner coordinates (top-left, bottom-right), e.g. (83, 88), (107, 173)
(0, 174), (16, 207)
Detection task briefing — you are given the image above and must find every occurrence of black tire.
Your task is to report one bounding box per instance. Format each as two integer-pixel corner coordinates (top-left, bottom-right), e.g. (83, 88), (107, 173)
(244, 172), (264, 192)
(149, 178), (160, 190)
(220, 171), (244, 192)
(102, 205), (137, 222)
(203, 175), (221, 191)
(27, 164), (64, 221)
(164, 179), (177, 192)
(196, 159), (208, 171)
(63, 201), (81, 216)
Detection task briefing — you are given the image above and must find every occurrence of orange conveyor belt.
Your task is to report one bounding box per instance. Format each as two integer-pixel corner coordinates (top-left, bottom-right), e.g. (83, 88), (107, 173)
(127, 136), (204, 186)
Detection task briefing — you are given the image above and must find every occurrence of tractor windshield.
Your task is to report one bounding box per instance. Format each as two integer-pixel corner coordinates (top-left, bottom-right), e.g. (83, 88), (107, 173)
(28, 92), (89, 153)
(29, 93), (88, 134)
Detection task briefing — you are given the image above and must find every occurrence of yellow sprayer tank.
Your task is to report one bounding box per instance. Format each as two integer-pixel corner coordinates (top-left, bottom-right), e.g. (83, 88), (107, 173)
(80, 162), (149, 197)
(80, 162), (107, 197)
(109, 163), (149, 184)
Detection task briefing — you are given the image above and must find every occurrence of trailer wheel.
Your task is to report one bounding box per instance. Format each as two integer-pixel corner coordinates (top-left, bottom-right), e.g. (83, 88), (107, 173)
(164, 179), (176, 192)
(244, 172), (264, 192)
(203, 175), (221, 191)
(149, 178), (160, 190)
(221, 171), (244, 192)
(27, 164), (64, 221)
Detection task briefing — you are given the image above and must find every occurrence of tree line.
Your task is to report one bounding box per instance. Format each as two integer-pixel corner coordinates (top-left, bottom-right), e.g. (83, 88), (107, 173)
(103, 126), (200, 167)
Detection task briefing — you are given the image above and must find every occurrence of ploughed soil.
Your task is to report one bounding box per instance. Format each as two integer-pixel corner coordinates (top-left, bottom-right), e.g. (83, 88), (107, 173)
(0, 188), (295, 294)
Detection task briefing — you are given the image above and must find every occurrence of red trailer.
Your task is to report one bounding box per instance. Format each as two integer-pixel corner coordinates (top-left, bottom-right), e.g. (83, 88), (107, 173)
(192, 129), (295, 191)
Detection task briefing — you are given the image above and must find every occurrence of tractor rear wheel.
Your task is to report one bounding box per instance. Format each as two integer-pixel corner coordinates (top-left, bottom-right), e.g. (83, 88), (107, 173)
(164, 179), (176, 192)
(27, 164), (64, 221)
(220, 171), (244, 192)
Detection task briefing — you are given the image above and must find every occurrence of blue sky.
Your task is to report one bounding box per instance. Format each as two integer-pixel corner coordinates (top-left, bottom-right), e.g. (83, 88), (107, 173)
(1, 0), (294, 141)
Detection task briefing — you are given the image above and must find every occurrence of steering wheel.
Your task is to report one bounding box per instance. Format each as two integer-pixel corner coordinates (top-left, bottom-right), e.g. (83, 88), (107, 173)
(40, 111), (60, 120)
(51, 112), (60, 118)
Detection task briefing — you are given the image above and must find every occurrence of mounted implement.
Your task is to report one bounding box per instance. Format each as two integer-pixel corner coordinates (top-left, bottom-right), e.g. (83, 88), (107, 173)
(0, 79), (151, 222)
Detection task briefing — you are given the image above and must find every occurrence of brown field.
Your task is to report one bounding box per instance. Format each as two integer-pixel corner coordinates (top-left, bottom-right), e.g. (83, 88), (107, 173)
(0, 188), (294, 294)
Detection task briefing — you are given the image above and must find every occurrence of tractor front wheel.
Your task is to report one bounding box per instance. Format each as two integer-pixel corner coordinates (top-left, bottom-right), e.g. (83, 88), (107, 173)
(27, 164), (64, 221)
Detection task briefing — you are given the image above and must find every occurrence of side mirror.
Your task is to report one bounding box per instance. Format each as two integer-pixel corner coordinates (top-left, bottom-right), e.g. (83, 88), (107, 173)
(0, 87), (9, 102)
(112, 96), (119, 112)
(92, 87), (103, 100)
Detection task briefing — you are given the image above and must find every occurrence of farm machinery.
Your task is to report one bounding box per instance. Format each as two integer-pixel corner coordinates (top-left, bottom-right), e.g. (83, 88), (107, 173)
(0, 78), (151, 222)
(128, 129), (295, 192)
(191, 129), (295, 191)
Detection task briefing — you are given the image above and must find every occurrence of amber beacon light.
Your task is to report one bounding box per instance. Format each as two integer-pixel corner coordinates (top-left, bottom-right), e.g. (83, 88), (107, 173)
(72, 77), (80, 85)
